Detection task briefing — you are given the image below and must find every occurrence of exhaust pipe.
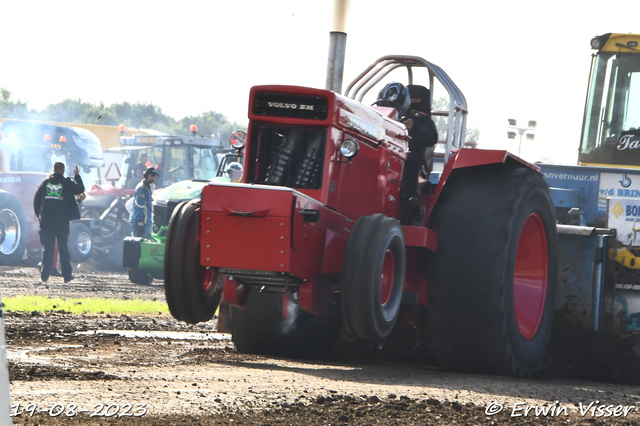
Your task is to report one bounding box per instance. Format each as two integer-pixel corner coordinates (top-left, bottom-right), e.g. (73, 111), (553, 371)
(325, 0), (350, 93)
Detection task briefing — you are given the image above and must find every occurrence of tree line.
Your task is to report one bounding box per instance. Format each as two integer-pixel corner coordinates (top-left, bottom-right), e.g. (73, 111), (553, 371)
(0, 89), (479, 145)
(0, 88), (246, 142)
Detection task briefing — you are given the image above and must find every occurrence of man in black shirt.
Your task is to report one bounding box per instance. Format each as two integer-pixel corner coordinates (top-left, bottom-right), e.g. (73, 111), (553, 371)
(34, 162), (85, 283)
(402, 85), (439, 203)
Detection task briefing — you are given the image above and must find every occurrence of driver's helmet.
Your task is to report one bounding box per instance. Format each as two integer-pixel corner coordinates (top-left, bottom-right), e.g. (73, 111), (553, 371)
(376, 82), (411, 118)
(227, 162), (243, 182)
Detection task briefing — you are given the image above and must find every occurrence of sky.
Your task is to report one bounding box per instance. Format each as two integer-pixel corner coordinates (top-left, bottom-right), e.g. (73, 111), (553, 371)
(2, 0), (640, 165)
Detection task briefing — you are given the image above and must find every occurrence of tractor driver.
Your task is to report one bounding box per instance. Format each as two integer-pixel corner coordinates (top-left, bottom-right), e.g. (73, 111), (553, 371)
(133, 153), (150, 178)
(375, 82), (438, 215)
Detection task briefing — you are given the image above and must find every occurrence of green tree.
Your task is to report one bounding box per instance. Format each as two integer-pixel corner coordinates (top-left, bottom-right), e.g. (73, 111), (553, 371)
(0, 89), (40, 120)
(432, 96), (480, 144)
(173, 111), (246, 143)
(0, 88), (246, 142)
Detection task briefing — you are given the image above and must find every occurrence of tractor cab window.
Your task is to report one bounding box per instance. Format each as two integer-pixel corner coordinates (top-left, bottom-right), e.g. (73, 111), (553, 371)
(9, 145), (50, 173)
(119, 148), (159, 188)
(164, 146), (189, 184)
(248, 124), (326, 190)
(580, 52), (640, 166)
(193, 146), (219, 180)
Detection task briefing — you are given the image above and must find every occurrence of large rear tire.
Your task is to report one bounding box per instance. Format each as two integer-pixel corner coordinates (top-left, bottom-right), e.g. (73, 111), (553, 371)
(0, 192), (28, 266)
(341, 214), (406, 340)
(164, 201), (222, 324)
(427, 164), (557, 376)
(230, 288), (341, 359)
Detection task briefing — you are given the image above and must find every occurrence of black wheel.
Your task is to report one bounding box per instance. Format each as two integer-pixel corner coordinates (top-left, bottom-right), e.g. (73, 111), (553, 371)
(229, 287), (341, 359)
(341, 214), (406, 340)
(426, 164), (557, 376)
(68, 222), (93, 263)
(128, 268), (153, 285)
(0, 192), (28, 266)
(164, 201), (222, 324)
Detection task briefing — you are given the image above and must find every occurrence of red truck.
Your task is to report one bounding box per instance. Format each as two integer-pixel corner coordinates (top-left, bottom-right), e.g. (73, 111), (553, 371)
(0, 121), (103, 266)
(164, 56), (557, 376)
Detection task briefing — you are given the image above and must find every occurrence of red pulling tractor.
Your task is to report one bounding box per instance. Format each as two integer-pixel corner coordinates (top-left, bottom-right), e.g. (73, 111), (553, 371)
(165, 56), (557, 376)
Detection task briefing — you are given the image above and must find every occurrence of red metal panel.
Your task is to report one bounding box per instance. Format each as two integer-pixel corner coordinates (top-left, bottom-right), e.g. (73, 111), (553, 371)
(403, 247), (427, 297)
(248, 85), (336, 127)
(334, 142), (382, 219)
(322, 229), (348, 275)
(299, 282), (334, 316)
(223, 276), (249, 308)
(201, 183), (294, 217)
(291, 196), (341, 281)
(200, 213), (291, 271)
(290, 223), (326, 281)
(402, 226), (438, 252)
(448, 148), (540, 171)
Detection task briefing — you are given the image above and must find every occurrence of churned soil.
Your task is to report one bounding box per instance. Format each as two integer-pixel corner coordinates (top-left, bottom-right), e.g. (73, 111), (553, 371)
(2, 266), (640, 425)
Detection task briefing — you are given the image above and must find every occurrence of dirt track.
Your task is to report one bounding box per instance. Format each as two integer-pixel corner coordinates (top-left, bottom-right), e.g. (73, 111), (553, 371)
(2, 266), (640, 425)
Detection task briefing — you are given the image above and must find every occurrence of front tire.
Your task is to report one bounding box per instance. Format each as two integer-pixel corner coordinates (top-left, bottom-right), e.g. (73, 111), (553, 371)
(341, 214), (406, 340)
(164, 201), (222, 324)
(427, 164), (557, 376)
(0, 192), (28, 266)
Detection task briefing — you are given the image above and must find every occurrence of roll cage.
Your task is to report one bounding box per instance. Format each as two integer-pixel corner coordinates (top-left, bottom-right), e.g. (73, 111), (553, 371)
(344, 55), (468, 163)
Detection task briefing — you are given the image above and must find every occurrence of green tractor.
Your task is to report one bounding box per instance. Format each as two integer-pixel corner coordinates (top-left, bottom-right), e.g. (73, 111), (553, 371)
(123, 132), (245, 284)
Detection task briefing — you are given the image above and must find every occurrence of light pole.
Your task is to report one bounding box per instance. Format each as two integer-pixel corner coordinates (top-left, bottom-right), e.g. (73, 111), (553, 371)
(507, 119), (536, 157)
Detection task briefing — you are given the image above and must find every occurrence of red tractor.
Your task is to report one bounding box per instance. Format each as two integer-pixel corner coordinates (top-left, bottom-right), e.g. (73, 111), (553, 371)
(165, 56), (558, 376)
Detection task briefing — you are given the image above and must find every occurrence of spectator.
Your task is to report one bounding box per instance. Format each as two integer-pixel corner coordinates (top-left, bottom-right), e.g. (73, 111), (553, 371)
(33, 162), (84, 283)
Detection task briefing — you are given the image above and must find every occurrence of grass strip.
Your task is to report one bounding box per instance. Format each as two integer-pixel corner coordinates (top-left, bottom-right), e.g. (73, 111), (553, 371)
(3, 295), (169, 315)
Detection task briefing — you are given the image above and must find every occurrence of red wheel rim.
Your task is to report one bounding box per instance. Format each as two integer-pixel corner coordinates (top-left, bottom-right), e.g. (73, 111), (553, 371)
(380, 250), (395, 306)
(513, 213), (548, 340)
(202, 267), (215, 292)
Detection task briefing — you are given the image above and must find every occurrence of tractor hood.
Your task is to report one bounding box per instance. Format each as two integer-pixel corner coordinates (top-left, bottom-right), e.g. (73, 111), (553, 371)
(153, 179), (209, 206)
(154, 176), (234, 206)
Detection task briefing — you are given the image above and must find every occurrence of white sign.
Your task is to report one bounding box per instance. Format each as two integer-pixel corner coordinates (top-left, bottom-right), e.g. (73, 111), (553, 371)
(607, 197), (640, 245)
(105, 162), (121, 181)
(599, 172), (640, 213)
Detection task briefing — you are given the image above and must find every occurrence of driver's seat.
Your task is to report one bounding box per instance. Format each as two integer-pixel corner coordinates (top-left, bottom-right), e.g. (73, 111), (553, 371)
(407, 85), (436, 182)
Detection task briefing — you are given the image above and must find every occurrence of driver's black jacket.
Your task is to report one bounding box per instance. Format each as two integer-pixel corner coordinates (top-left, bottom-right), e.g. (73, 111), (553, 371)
(33, 172), (85, 228)
(407, 110), (438, 157)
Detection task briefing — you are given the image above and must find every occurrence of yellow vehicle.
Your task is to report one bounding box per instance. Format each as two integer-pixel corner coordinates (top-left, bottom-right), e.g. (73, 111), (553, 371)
(578, 33), (640, 168)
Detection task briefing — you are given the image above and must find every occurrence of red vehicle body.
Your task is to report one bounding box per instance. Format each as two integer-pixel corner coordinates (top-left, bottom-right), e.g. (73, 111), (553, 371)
(0, 122), (104, 266)
(165, 56), (557, 376)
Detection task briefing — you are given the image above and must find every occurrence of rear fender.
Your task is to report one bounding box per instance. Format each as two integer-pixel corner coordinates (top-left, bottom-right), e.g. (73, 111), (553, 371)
(426, 149), (539, 227)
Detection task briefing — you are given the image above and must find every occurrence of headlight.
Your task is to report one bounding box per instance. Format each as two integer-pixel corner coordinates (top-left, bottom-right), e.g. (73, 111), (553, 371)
(230, 130), (246, 149)
(340, 139), (359, 158)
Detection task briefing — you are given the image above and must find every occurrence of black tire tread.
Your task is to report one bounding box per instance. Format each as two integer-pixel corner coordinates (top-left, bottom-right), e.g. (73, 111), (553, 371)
(426, 164), (557, 376)
(341, 214), (406, 340)
(230, 289), (341, 359)
(164, 202), (192, 322)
